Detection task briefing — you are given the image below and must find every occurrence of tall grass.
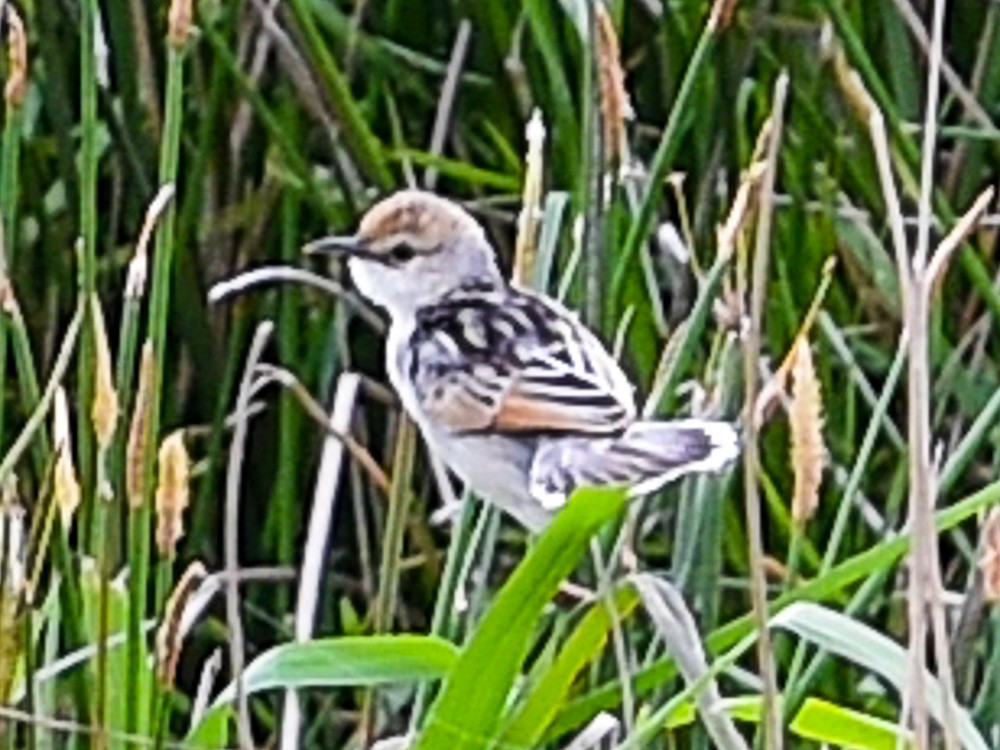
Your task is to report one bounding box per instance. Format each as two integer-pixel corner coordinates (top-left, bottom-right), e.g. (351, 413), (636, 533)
(0, 0), (997, 749)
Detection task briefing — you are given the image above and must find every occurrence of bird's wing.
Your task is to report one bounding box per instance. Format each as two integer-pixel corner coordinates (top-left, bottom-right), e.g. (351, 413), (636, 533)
(404, 283), (636, 435)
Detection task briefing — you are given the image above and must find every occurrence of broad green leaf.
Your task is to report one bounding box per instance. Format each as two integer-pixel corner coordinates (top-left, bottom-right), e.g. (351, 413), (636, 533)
(790, 698), (909, 750)
(212, 635), (459, 705)
(772, 603), (986, 750)
(187, 635), (458, 739)
(415, 486), (627, 750)
(499, 585), (640, 747)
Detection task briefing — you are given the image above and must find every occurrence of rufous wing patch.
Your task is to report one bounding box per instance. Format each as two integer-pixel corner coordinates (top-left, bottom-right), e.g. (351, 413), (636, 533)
(493, 392), (625, 434)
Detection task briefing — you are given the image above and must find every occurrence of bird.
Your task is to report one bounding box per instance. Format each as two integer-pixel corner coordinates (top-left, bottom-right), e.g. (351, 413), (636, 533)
(305, 189), (739, 531)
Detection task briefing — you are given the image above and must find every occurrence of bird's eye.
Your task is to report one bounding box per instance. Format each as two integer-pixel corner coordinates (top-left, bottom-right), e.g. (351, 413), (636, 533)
(389, 243), (416, 263)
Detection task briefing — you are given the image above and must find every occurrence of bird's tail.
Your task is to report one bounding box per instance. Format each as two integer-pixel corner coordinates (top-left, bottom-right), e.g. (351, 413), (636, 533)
(529, 419), (740, 509)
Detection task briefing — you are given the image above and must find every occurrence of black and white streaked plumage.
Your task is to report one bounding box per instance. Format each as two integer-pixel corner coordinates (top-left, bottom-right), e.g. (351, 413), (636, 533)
(306, 190), (739, 531)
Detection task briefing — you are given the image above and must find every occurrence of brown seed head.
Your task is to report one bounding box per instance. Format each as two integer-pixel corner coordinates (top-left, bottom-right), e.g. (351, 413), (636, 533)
(595, 3), (632, 166)
(91, 297), (119, 450)
(127, 343), (155, 509)
(5, 7), (27, 109)
(155, 560), (206, 689)
(167, 0), (193, 50)
(789, 337), (826, 525)
(155, 431), (191, 558)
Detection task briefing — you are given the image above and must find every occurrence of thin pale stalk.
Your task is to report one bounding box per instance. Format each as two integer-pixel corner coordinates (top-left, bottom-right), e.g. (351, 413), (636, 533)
(904, 0), (960, 745)
(741, 71), (788, 750)
(226, 322), (273, 748)
(0, 302), (83, 486)
(423, 20), (472, 191)
(281, 372), (360, 750)
(361, 416), (416, 742)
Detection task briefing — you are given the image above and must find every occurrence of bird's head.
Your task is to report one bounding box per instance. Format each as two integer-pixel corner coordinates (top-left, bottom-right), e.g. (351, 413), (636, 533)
(305, 190), (501, 319)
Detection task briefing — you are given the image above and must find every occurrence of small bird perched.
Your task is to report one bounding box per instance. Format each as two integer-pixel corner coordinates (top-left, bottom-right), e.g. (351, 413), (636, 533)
(306, 190), (739, 531)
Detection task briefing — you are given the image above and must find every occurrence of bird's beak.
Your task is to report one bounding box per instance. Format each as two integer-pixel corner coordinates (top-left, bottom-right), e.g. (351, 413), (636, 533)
(303, 234), (366, 258)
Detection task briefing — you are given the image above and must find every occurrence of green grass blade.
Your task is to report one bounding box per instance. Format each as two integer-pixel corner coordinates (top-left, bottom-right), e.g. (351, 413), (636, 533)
(499, 585), (639, 747)
(550, 476), (1000, 737)
(415, 486), (627, 750)
(790, 697), (908, 750)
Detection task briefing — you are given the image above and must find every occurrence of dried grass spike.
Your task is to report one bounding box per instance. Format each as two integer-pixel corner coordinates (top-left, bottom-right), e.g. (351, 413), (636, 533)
(980, 507), (1000, 603)
(4, 7), (27, 109)
(827, 31), (876, 124)
(595, 3), (633, 166)
(156, 560), (207, 689)
(52, 387), (81, 529)
(91, 296), (119, 450)
(155, 430), (191, 558)
(127, 342), (155, 509)
(512, 109), (546, 288)
(789, 336), (826, 525)
(167, 0), (193, 50)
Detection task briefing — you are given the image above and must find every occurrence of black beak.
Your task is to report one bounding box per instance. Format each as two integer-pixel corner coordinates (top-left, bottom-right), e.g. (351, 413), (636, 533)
(303, 234), (365, 257)
(304, 235), (391, 265)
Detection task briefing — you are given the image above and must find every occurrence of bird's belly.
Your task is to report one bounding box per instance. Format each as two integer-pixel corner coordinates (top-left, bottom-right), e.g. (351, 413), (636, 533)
(386, 325), (549, 529)
(426, 429), (549, 531)
(395, 387), (549, 529)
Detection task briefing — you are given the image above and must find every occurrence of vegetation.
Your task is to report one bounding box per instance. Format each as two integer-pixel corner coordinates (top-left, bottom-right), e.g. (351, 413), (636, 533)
(0, 0), (998, 747)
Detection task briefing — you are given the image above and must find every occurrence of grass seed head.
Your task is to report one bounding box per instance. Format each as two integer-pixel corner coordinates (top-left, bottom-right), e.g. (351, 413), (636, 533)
(155, 430), (191, 558)
(127, 342), (155, 509)
(156, 560), (206, 689)
(4, 7), (27, 109)
(790, 336), (826, 526)
(168, 0), (193, 50)
(595, 2), (632, 167)
(90, 296), (119, 450)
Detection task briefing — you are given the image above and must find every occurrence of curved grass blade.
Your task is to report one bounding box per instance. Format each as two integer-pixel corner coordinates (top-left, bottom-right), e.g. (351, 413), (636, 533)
(771, 603), (987, 750)
(211, 634), (459, 706)
(187, 634), (458, 742)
